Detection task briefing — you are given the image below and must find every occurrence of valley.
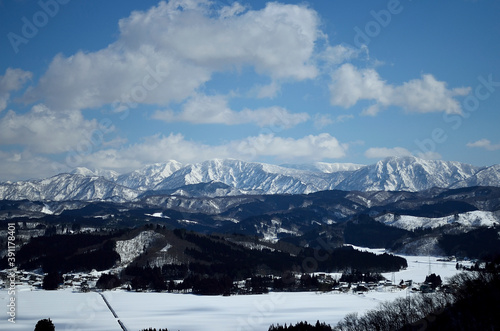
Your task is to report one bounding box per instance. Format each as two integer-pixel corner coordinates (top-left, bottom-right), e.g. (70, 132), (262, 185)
(1, 156), (499, 330)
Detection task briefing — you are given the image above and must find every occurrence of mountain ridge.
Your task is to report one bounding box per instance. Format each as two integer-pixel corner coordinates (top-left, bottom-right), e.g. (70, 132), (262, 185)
(0, 156), (498, 202)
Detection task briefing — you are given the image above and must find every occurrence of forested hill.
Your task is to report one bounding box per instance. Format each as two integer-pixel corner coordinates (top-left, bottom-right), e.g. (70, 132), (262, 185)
(0, 226), (407, 294)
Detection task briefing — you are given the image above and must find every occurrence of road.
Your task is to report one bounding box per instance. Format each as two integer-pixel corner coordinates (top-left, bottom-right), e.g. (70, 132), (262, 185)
(99, 292), (128, 331)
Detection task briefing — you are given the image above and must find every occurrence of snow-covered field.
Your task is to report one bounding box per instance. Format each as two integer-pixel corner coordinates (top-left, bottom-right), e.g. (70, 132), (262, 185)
(346, 245), (464, 282)
(0, 252), (466, 331)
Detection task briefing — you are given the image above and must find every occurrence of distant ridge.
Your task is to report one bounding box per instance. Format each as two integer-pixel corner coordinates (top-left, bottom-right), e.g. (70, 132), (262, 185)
(0, 156), (498, 201)
(336, 156), (481, 192)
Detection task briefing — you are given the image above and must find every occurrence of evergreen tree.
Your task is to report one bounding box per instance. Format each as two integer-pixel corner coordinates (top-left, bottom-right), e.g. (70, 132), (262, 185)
(42, 272), (62, 290)
(424, 273), (442, 289)
(34, 318), (55, 331)
(96, 273), (122, 290)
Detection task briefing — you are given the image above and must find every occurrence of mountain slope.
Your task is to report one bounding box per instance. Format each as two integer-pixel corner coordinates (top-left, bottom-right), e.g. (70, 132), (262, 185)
(0, 173), (139, 202)
(375, 210), (499, 231)
(154, 159), (340, 194)
(449, 164), (500, 189)
(115, 161), (184, 191)
(279, 162), (364, 173)
(0, 156), (496, 202)
(337, 156), (481, 191)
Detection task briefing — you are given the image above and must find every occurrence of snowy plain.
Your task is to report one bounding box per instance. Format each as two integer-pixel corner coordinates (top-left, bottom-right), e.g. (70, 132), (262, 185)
(0, 252), (465, 331)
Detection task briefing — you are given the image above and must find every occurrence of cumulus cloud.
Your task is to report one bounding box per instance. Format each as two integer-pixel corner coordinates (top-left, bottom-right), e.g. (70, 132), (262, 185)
(313, 113), (353, 129)
(365, 146), (412, 159)
(152, 94), (309, 128)
(365, 146), (442, 160)
(23, 0), (320, 110)
(319, 44), (361, 67)
(0, 104), (106, 154)
(466, 139), (500, 151)
(329, 63), (470, 115)
(78, 133), (226, 171)
(0, 68), (32, 111)
(0, 150), (60, 181)
(232, 133), (348, 160)
(414, 151), (443, 160)
(78, 132), (347, 172)
(254, 81), (282, 99)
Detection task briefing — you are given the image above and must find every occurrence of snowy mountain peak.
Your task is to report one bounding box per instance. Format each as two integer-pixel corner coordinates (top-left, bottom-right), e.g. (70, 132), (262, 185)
(0, 173), (138, 202)
(0, 157), (498, 201)
(116, 160), (184, 191)
(71, 167), (96, 177)
(450, 164), (500, 189)
(337, 156), (482, 192)
(154, 158), (334, 194)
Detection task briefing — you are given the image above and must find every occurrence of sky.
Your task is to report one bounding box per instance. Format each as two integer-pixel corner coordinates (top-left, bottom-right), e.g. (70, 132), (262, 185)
(0, 0), (499, 181)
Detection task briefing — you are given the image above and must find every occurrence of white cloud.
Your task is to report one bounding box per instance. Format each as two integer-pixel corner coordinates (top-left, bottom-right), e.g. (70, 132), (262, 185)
(152, 94), (309, 128)
(23, 0), (320, 110)
(365, 147), (412, 159)
(0, 68), (32, 111)
(0, 104), (106, 154)
(78, 132), (348, 172)
(232, 133), (348, 160)
(79, 133), (228, 171)
(329, 64), (391, 110)
(414, 151), (442, 160)
(319, 44), (360, 67)
(255, 81), (281, 99)
(329, 63), (470, 115)
(313, 114), (334, 129)
(365, 146), (442, 160)
(313, 113), (353, 129)
(0, 150), (61, 181)
(466, 139), (500, 151)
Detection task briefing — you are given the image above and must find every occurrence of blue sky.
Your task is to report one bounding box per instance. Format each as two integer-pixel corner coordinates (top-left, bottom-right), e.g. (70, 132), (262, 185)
(0, 0), (499, 180)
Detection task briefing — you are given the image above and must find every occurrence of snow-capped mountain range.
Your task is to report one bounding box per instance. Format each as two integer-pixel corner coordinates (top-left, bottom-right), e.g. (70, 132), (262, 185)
(0, 156), (498, 202)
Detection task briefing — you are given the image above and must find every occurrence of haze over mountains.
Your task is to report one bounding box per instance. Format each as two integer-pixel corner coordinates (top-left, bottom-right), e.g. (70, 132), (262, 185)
(0, 156), (498, 202)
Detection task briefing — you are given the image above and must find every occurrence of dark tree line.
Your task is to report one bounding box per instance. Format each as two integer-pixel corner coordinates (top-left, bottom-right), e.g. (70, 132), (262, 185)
(4, 232), (121, 273)
(338, 271), (384, 284)
(124, 265), (167, 292)
(303, 245), (407, 273)
(269, 321), (333, 330)
(96, 273), (122, 290)
(439, 227), (500, 259)
(343, 214), (410, 249)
